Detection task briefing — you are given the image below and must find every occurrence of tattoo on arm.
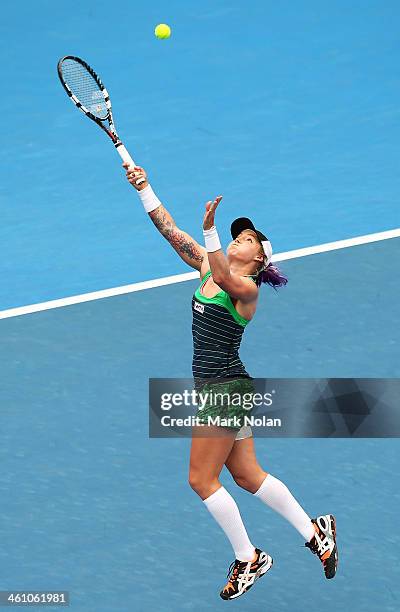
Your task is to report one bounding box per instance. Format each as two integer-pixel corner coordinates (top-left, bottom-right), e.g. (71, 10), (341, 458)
(149, 206), (204, 264)
(148, 206), (175, 237)
(170, 229), (204, 263)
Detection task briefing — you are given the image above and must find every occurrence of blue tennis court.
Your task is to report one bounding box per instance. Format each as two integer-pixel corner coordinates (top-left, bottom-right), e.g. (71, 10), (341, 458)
(1, 1), (399, 610)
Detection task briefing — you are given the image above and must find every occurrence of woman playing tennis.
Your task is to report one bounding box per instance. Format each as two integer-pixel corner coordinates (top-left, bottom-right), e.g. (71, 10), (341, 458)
(124, 163), (338, 600)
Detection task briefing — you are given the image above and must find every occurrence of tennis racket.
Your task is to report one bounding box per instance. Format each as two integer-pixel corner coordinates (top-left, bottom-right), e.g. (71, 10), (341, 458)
(57, 55), (145, 185)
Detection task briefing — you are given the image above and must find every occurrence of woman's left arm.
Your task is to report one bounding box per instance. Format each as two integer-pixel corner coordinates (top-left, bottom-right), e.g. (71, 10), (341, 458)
(203, 197), (258, 303)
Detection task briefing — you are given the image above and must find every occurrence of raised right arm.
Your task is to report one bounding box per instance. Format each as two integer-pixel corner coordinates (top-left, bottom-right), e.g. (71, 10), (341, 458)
(148, 205), (207, 272)
(123, 163), (209, 274)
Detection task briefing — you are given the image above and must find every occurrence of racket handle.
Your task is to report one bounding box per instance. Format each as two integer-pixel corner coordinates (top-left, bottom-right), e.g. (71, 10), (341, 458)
(116, 143), (146, 185)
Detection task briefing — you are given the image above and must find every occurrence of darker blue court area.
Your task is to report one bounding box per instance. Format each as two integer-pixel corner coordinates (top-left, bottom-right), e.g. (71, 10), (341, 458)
(1, 240), (399, 611)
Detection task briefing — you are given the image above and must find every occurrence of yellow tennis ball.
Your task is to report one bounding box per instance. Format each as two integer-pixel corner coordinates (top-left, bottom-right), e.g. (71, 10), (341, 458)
(155, 23), (171, 39)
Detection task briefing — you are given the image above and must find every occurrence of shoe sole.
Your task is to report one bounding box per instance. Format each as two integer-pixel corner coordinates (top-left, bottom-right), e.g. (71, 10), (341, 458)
(327, 515), (338, 579)
(320, 514), (338, 579)
(222, 555), (274, 600)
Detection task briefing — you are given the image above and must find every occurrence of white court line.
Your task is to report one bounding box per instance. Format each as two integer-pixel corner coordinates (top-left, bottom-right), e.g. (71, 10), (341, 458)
(1, 228), (399, 321)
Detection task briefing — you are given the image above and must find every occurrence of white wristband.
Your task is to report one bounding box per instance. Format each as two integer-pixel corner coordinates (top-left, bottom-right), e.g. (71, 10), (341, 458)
(137, 184), (162, 213)
(203, 225), (222, 252)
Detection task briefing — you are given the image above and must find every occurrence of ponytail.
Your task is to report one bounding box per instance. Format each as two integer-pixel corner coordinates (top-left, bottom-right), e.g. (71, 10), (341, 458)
(255, 262), (288, 290)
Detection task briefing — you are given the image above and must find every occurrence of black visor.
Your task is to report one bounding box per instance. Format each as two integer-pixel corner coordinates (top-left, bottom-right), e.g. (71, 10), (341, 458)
(231, 217), (268, 244)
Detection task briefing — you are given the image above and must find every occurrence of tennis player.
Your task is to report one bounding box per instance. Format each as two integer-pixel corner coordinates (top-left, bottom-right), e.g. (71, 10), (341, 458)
(123, 163), (338, 600)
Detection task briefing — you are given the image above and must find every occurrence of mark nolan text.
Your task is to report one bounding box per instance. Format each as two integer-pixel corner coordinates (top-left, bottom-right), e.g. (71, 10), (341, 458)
(161, 415), (282, 428)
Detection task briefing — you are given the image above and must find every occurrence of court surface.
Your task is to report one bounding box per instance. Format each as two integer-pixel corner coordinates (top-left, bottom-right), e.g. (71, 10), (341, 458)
(1, 1), (399, 610)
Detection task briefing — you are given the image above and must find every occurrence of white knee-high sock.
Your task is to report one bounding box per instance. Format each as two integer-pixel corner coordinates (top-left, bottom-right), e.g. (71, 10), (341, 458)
(203, 486), (255, 561)
(254, 474), (315, 542)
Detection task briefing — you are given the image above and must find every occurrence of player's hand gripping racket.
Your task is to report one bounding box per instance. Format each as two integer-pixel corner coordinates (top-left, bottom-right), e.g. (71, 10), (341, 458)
(57, 55), (145, 185)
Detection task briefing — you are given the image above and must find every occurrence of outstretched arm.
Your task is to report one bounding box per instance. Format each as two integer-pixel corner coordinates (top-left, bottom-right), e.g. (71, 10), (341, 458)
(202, 197), (258, 303)
(123, 163), (208, 273)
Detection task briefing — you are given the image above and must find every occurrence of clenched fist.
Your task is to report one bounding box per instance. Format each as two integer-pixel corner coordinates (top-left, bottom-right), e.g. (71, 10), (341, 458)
(123, 163), (149, 191)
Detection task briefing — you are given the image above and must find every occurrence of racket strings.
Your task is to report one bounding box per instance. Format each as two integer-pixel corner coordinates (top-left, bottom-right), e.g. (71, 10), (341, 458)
(60, 59), (108, 120)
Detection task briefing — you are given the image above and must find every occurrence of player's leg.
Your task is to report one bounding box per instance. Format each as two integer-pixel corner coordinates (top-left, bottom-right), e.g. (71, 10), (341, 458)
(189, 426), (255, 561)
(226, 437), (315, 539)
(225, 434), (268, 493)
(225, 436), (338, 578)
(189, 426), (273, 600)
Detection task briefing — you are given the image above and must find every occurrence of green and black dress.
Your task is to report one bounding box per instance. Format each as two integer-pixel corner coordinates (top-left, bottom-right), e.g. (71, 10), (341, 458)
(191, 270), (256, 429)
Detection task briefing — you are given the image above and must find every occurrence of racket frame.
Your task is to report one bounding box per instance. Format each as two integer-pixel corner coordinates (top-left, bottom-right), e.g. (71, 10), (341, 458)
(57, 55), (145, 184)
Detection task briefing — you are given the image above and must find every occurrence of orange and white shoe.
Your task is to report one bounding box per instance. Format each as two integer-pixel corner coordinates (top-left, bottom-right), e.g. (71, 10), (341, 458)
(220, 548), (273, 600)
(305, 514), (338, 579)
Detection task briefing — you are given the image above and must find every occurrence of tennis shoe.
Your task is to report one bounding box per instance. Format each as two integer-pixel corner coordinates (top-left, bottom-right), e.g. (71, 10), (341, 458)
(305, 514), (338, 579)
(220, 548), (273, 600)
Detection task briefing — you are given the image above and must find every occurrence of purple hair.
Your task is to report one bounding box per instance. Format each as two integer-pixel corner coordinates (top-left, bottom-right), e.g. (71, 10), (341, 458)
(255, 263), (288, 289)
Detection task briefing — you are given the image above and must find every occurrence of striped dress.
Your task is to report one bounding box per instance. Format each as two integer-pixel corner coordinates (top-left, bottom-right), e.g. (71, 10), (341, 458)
(191, 270), (255, 389)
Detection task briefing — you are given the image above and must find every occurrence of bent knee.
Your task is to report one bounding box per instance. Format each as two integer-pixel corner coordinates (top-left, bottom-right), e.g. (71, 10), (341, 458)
(188, 470), (219, 499)
(188, 471), (201, 492)
(232, 469), (268, 493)
(232, 473), (256, 491)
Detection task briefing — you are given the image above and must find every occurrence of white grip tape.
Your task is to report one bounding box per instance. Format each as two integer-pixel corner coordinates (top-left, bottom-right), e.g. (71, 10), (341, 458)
(116, 144), (145, 185)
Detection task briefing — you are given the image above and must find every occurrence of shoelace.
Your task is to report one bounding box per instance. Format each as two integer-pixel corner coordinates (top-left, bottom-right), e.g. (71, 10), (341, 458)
(305, 539), (319, 555)
(227, 560), (241, 581)
(305, 531), (332, 558)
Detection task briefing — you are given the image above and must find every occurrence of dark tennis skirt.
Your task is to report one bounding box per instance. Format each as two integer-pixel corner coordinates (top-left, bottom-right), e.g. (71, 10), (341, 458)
(194, 377), (256, 431)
